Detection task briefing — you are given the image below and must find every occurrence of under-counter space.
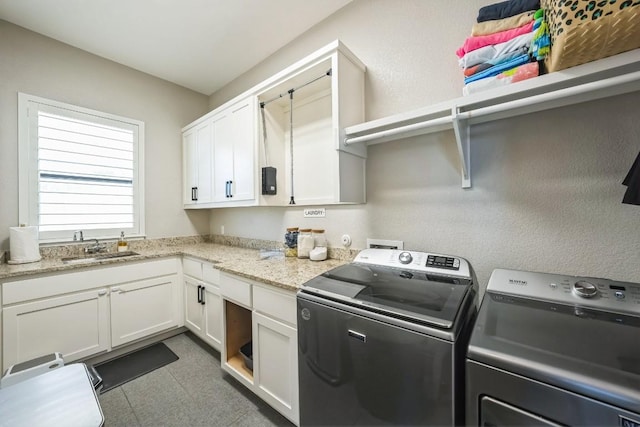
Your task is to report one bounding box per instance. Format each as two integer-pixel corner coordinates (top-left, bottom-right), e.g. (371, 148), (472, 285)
(0, 242), (350, 291)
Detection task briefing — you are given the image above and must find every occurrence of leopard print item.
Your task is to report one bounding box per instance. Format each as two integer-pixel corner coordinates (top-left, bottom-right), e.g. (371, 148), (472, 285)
(542, 0), (640, 36)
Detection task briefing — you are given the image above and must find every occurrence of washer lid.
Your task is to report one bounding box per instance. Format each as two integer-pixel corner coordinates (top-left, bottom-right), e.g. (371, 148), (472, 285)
(468, 292), (640, 414)
(301, 262), (473, 329)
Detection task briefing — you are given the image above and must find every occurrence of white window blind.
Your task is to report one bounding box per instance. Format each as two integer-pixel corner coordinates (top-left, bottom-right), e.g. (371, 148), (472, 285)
(18, 93), (145, 243)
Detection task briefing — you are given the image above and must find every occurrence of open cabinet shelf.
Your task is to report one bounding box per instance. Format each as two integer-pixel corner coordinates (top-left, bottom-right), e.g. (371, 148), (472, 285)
(182, 40), (367, 208)
(344, 48), (640, 188)
(224, 300), (253, 384)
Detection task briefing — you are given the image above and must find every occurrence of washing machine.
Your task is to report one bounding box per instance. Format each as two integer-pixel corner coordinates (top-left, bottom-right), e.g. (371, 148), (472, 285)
(467, 268), (640, 426)
(298, 248), (479, 426)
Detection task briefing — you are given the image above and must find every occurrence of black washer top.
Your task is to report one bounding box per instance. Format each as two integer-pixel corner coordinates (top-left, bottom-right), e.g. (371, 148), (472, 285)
(300, 262), (473, 329)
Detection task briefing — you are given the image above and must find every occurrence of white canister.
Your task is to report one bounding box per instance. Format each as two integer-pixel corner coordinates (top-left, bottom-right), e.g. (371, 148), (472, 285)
(297, 229), (314, 259)
(310, 246), (327, 261)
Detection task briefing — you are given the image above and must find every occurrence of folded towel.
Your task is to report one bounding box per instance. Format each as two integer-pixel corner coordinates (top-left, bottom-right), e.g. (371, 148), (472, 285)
(529, 12), (550, 60)
(464, 47), (529, 77)
(464, 54), (532, 84)
(622, 151), (640, 205)
(463, 62), (540, 95)
(471, 10), (536, 36)
(458, 31), (535, 68)
(478, 0), (540, 23)
(457, 21), (534, 58)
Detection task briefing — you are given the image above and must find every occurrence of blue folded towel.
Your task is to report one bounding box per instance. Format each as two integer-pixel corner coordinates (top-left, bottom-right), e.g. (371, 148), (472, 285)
(464, 53), (531, 84)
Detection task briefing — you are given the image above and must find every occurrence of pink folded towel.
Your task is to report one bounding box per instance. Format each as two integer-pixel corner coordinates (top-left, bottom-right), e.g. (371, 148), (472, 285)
(456, 21), (534, 58)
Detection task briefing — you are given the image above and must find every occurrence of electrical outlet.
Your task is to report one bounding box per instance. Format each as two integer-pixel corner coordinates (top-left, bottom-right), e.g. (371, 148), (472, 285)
(221, 225), (225, 235)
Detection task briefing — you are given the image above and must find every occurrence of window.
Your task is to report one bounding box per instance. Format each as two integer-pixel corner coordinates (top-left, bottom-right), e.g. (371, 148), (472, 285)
(18, 93), (145, 243)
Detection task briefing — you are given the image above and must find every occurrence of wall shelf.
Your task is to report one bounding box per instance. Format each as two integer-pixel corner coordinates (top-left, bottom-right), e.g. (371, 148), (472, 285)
(343, 48), (640, 188)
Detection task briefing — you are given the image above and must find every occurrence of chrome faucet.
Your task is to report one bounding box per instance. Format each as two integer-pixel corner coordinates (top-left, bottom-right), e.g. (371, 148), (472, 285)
(84, 239), (108, 254)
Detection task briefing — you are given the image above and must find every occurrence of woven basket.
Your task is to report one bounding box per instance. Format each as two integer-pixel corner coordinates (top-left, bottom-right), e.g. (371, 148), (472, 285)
(541, 0), (640, 72)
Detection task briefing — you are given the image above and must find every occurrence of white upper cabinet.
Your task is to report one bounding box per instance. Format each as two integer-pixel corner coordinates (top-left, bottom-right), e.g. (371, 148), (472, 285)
(212, 97), (257, 205)
(182, 40), (366, 209)
(183, 120), (214, 206)
(256, 41), (366, 206)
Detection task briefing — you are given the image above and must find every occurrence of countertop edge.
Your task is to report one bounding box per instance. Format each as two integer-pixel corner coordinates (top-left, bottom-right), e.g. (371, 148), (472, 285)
(0, 244), (350, 293)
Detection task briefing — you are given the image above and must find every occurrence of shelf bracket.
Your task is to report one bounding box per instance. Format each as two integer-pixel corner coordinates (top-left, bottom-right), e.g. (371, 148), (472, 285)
(452, 106), (471, 189)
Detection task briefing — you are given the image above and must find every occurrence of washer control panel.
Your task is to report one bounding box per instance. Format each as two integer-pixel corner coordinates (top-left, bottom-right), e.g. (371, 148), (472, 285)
(354, 248), (471, 278)
(426, 255), (460, 270)
(488, 268), (640, 316)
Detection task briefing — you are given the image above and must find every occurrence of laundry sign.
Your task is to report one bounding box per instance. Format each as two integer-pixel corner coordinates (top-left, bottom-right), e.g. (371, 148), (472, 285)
(303, 208), (326, 218)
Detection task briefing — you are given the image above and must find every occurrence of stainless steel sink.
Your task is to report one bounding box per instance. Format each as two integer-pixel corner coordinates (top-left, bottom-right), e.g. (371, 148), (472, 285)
(61, 251), (140, 264)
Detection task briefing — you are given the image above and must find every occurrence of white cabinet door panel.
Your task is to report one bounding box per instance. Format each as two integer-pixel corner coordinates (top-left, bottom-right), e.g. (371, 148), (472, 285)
(230, 99), (255, 202)
(110, 275), (180, 347)
(253, 311), (299, 424)
(2, 289), (109, 371)
(184, 277), (204, 335)
(203, 283), (222, 350)
(212, 111), (234, 203)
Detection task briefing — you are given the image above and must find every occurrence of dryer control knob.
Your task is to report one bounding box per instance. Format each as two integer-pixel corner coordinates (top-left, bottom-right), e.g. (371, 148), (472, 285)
(398, 251), (413, 264)
(573, 280), (598, 298)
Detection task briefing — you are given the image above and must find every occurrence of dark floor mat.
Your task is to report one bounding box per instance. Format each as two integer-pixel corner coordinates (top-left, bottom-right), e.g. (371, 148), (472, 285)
(94, 342), (178, 393)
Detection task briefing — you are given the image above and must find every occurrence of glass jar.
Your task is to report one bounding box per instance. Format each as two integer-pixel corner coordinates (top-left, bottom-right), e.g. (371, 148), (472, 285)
(312, 229), (326, 248)
(297, 229), (314, 259)
(284, 227), (299, 257)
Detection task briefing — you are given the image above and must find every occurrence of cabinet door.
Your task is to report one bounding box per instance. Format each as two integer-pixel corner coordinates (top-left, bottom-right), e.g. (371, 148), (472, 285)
(183, 121), (213, 206)
(184, 277), (204, 335)
(212, 98), (256, 204)
(183, 128), (198, 205)
(195, 121), (214, 203)
(252, 311), (299, 425)
(202, 283), (222, 350)
(110, 275), (180, 347)
(229, 98), (256, 202)
(212, 110), (234, 202)
(2, 289), (109, 371)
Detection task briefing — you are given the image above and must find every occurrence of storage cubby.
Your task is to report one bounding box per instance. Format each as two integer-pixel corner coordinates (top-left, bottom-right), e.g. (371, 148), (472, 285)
(255, 41), (367, 206)
(224, 300), (253, 381)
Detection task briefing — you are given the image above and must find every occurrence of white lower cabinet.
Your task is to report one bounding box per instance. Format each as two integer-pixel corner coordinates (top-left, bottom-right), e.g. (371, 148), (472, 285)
(2, 288), (110, 369)
(110, 275), (181, 347)
(184, 277), (222, 350)
(220, 274), (299, 425)
(185, 277), (205, 335)
(1, 258), (181, 372)
(253, 311), (299, 423)
(183, 257), (223, 351)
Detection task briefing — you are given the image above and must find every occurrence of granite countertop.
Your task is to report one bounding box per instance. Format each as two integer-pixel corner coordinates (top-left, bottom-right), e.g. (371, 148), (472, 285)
(0, 242), (351, 292)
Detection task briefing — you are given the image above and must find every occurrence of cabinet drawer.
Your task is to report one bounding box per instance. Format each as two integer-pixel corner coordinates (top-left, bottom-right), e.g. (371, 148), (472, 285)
(183, 258), (203, 280)
(2, 258), (178, 305)
(253, 285), (296, 326)
(220, 273), (252, 307)
(202, 263), (220, 285)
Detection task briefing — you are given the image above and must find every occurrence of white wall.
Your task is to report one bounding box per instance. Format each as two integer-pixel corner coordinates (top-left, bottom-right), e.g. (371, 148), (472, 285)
(208, 0), (640, 287)
(0, 20), (211, 248)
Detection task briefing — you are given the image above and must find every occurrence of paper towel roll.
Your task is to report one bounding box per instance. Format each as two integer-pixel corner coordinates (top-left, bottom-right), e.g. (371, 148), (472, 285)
(8, 226), (41, 264)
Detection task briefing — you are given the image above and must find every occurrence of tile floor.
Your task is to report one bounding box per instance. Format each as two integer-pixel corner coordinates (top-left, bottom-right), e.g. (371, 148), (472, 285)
(98, 332), (294, 427)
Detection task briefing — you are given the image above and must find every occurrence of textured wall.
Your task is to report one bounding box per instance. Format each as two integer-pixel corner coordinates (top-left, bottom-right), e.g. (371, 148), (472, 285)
(208, 0), (640, 287)
(0, 20), (211, 248)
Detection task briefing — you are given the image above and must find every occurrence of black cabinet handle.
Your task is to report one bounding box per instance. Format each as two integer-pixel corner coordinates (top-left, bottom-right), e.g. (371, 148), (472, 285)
(229, 180), (233, 198)
(200, 286), (205, 305)
(191, 187), (198, 201)
(225, 181), (230, 198)
(196, 285), (202, 303)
